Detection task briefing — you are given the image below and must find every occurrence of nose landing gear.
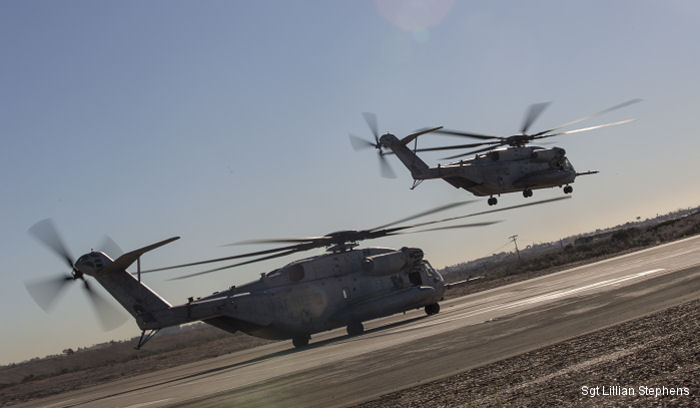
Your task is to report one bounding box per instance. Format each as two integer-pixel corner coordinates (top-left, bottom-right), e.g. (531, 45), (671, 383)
(522, 188), (533, 198)
(563, 185), (573, 194)
(487, 196), (498, 206)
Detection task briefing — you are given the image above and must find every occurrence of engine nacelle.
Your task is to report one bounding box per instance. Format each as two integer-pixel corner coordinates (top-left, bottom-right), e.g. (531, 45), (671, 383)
(362, 247), (424, 276)
(530, 147), (565, 162)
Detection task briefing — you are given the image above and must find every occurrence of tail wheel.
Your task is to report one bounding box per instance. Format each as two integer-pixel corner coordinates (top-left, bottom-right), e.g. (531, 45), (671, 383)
(425, 303), (440, 315)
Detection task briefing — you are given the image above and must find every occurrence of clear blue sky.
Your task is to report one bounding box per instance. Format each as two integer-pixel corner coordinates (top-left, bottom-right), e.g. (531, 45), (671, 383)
(2, 0), (699, 364)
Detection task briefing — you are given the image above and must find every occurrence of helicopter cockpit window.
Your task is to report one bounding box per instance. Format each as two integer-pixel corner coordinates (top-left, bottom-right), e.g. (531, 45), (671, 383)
(424, 261), (443, 281)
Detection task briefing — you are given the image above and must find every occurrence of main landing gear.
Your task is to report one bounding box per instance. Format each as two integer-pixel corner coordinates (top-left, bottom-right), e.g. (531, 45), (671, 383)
(425, 303), (440, 315)
(563, 185), (573, 194)
(292, 334), (310, 348)
(522, 188), (533, 198)
(487, 196), (498, 206)
(347, 321), (364, 336)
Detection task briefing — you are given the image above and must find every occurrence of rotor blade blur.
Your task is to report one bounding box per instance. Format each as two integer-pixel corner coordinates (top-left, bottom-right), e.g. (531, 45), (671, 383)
(402, 196), (571, 230)
(24, 275), (72, 312)
(28, 218), (74, 270)
(372, 200), (477, 231)
(434, 129), (501, 140)
(532, 99), (642, 137)
(349, 134), (376, 151)
(140, 242), (318, 273)
(544, 119), (635, 137)
(83, 284), (128, 331)
(229, 237), (326, 245)
(378, 154), (396, 178)
(406, 141), (502, 153)
(390, 220), (503, 234)
(99, 235), (124, 259)
(362, 112), (379, 140)
(521, 102), (551, 134)
(399, 126), (444, 145)
(169, 249), (302, 280)
(440, 143), (503, 160)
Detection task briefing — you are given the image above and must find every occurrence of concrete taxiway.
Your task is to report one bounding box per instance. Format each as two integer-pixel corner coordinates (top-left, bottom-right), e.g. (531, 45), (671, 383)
(19, 235), (700, 408)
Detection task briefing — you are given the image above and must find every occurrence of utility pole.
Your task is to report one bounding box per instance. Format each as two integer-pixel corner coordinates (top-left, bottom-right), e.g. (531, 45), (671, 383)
(509, 234), (521, 262)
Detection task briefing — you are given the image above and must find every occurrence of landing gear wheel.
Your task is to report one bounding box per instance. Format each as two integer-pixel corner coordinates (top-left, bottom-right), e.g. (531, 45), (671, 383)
(563, 185), (573, 194)
(425, 303), (440, 315)
(523, 188), (533, 198)
(292, 335), (310, 348)
(487, 197), (498, 206)
(347, 321), (364, 336)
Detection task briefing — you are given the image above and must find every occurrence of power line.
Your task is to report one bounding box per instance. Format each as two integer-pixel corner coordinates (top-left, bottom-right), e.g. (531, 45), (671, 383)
(509, 234), (521, 262)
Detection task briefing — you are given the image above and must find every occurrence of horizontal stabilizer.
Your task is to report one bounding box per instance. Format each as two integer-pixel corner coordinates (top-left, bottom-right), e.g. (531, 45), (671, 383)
(107, 237), (180, 272)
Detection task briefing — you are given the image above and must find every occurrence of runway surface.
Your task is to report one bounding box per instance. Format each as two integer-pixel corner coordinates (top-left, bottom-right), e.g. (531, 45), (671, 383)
(19, 235), (700, 408)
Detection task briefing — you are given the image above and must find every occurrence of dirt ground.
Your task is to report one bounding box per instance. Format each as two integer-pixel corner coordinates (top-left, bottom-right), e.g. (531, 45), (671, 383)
(355, 299), (699, 408)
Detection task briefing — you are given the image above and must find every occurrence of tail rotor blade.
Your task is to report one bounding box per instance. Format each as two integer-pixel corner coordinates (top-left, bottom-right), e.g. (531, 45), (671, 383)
(24, 275), (73, 312)
(349, 134), (376, 151)
(362, 112), (379, 143)
(28, 219), (75, 270)
(378, 154), (396, 178)
(99, 235), (124, 259)
(83, 283), (127, 331)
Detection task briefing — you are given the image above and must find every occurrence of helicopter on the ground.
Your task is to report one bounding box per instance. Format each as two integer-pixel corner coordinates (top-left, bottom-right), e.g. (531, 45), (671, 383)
(25, 197), (567, 349)
(350, 100), (640, 205)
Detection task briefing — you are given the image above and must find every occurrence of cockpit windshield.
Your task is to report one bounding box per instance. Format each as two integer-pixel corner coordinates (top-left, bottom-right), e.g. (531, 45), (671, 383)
(423, 261), (443, 281)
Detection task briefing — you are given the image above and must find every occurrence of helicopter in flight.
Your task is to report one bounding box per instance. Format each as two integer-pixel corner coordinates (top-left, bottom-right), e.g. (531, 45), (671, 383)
(25, 197), (567, 349)
(350, 99), (640, 205)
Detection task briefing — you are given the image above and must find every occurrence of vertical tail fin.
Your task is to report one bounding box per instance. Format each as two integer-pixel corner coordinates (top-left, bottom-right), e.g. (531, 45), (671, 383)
(379, 134), (430, 179)
(92, 237), (179, 329)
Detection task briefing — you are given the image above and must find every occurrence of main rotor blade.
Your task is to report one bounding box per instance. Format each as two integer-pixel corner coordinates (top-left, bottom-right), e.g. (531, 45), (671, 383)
(400, 126), (444, 145)
(378, 154), (396, 178)
(434, 129), (501, 140)
(349, 134), (376, 151)
(532, 98), (642, 137)
(140, 242), (319, 273)
(372, 200), (477, 231)
(440, 143), (503, 160)
(542, 119), (635, 138)
(231, 237), (326, 245)
(389, 220), (503, 234)
(83, 282), (127, 331)
(362, 112), (379, 141)
(169, 248), (303, 280)
(399, 196), (571, 231)
(24, 275), (72, 312)
(521, 102), (551, 134)
(28, 219), (74, 270)
(403, 141), (502, 153)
